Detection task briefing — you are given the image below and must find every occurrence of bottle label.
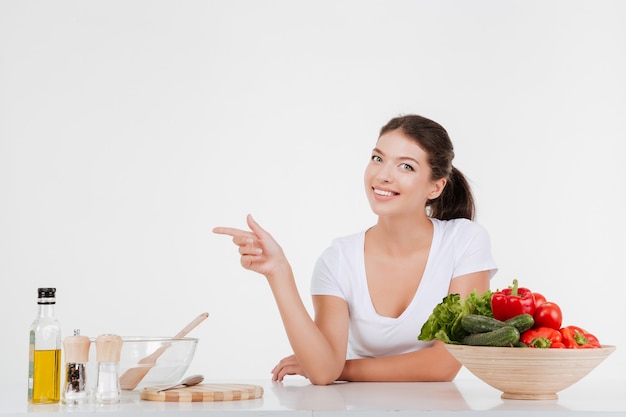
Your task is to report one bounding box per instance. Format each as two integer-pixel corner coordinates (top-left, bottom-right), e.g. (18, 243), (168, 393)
(28, 331), (34, 399)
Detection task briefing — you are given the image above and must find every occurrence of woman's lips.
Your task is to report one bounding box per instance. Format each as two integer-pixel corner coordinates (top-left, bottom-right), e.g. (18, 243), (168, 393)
(373, 187), (398, 197)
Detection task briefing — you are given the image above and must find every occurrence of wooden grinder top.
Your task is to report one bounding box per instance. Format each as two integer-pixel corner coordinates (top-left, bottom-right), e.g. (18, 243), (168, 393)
(63, 334), (91, 363)
(95, 334), (123, 362)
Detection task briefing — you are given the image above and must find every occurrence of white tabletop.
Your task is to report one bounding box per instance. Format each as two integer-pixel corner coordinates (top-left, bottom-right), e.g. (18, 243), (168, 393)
(4, 377), (624, 416)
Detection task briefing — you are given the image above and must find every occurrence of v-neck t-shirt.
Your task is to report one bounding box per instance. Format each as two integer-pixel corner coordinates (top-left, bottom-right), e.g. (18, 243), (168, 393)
(310, 218), (498, 359)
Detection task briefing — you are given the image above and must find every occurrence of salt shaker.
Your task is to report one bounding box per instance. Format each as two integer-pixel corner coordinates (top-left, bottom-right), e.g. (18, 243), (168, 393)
(62, 329), (90, 405)
(94, 334), (123, 404)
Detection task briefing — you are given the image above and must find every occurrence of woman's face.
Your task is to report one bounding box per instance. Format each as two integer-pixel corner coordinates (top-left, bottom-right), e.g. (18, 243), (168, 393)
(364, 129), (445, 219)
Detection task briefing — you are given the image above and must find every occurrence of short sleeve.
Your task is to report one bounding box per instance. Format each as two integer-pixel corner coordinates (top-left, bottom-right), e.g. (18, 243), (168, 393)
(310, 245), (347, 300)
(453, 221), (498, 279)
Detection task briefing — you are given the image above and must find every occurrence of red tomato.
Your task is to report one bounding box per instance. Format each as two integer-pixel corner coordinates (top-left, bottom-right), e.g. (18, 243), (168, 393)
(533, 292), (547, 307)
(533, 302), (562, 330)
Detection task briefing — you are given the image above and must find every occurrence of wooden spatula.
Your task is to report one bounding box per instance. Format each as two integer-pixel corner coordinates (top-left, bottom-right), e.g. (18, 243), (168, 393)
(119, 312), (209, 390)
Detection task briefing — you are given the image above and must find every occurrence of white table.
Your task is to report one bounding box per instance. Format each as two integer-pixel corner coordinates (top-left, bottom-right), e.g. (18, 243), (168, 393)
(4, 377), (624, 416)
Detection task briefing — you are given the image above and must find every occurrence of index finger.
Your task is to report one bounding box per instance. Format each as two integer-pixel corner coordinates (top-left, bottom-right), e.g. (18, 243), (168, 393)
(212, 226), (249, 237)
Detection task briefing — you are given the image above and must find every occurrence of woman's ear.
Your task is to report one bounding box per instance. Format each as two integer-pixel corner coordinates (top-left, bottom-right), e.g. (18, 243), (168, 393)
(428, 178), (447, 200)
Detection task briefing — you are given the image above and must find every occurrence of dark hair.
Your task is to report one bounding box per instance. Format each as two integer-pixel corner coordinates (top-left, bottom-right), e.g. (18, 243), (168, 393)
(379, 115), (475, 221)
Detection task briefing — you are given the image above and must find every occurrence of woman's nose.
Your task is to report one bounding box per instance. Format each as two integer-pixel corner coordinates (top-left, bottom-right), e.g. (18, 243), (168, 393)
(376, 164), (393, 183)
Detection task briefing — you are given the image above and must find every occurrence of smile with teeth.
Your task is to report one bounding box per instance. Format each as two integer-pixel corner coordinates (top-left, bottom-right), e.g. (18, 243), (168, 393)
(373, 188), (398, 197)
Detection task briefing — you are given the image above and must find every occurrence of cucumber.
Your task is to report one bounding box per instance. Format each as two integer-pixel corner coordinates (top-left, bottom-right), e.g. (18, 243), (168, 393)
(462, 326), (520, 347)
(505, 313), (534, 333)
(461, 314), (506, 333)
(461, 313), (535, 334)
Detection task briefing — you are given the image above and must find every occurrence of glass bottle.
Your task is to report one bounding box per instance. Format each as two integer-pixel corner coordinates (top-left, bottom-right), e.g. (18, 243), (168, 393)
(28, 287), (62, 404)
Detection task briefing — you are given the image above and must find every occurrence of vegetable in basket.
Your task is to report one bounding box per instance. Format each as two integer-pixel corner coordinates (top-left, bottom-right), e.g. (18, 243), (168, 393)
(560, 326), (601, 349)
(491, 279), (536, 321)
(520, 327), (564, 348)
(418, 290), (493, 344)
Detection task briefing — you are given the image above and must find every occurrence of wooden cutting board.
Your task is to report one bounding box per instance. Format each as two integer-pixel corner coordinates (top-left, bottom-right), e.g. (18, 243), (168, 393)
(140, 383), (264, 402)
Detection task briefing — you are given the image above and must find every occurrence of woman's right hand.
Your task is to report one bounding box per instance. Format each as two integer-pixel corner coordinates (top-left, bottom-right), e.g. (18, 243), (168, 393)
(213, 214), (289, 280)
(271, 354), (309, 381)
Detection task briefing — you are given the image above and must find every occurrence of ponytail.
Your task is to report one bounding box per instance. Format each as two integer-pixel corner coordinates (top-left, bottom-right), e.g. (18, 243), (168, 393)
(428, 166), (475, 221)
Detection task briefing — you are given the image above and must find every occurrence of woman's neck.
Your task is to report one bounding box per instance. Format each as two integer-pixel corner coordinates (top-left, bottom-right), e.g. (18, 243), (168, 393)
(367, 214), (434, 256)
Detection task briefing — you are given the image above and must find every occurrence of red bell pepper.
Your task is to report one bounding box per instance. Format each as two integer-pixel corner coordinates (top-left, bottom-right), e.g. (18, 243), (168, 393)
(520, 327), (563, 348)
(560, 326), (601, 349)
(491, 279), (536, 321)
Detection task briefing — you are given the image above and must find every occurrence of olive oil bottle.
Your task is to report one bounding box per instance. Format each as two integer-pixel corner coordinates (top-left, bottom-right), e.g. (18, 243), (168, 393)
(28, 288), (61, 404)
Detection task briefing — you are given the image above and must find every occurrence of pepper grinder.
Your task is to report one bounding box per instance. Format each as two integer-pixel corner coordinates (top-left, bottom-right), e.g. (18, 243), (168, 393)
(62, 329), (90, 405)
(94, 334), (123, 404)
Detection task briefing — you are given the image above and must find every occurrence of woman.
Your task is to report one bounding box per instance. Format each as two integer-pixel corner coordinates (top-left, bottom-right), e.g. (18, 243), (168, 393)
(213, 114), (497, 385)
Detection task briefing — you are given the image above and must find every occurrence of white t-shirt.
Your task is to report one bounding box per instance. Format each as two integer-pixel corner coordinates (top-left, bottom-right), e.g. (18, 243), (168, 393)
(310, 218), (498, 359)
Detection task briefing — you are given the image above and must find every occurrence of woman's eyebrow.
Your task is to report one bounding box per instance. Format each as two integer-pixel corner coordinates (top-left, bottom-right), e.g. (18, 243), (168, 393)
(373, 147), (420, 165)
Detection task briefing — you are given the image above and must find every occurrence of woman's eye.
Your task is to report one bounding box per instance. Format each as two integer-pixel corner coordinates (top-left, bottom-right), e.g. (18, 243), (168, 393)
(400, 163), (414, 171)
(371, 155), (382, 163)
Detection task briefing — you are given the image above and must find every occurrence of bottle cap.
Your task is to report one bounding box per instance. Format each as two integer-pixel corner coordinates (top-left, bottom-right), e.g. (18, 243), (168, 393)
(38, 288), (56, 297)
(95, 334), (123, 363)
(63, 332), (91, 363)
(37, 288), (56, 304)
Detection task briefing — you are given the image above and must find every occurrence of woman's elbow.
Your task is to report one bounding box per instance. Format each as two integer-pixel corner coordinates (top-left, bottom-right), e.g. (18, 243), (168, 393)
(306, 367), (343, 385)
(308, 376), (336, 386)
(433, 361), (461, 382)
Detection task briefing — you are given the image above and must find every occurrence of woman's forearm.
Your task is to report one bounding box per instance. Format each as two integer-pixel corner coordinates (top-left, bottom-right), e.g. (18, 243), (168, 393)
(266, 264), (345, 384)
(339, 342), (461, 382)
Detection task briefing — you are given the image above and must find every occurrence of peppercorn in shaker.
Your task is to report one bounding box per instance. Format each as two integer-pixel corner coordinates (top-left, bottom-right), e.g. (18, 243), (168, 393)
(62, 330), (90, 405)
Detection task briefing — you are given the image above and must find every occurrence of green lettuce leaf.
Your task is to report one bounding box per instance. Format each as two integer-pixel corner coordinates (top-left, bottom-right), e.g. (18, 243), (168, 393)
(418, 289), (493, 344)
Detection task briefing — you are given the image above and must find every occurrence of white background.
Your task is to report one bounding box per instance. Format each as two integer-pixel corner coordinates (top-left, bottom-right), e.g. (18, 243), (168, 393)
(1, 0), (624, 387)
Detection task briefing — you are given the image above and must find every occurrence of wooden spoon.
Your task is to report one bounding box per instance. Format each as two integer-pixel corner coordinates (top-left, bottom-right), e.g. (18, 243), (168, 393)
(156, 374), (204, 392)
(119, 312), (209, 390)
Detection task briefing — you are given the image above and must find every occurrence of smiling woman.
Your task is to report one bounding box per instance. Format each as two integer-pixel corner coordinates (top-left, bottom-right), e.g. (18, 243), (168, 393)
(213, 114), (497, 385)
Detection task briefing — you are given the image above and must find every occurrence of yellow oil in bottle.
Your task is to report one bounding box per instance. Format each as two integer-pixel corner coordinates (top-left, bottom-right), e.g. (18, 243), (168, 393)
(28, 288), (61, 404)
(30, 349), (61, 404)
